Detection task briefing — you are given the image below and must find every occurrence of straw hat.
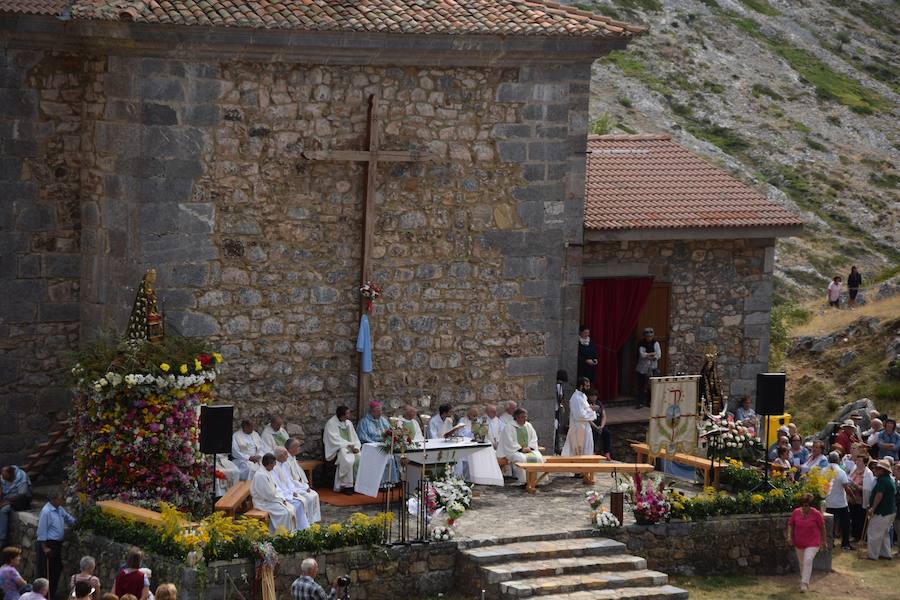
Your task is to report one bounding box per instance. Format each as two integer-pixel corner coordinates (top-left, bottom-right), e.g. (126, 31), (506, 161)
(841, 419), (855, 429)
(870, 458), (892, 472)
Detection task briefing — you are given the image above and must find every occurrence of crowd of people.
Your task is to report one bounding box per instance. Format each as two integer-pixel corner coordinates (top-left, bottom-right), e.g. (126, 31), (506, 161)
(0, 543), (178, 600)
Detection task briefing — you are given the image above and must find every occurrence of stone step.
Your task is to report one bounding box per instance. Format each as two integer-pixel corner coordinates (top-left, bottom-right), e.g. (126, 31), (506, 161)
(499, 569), (669, 598)
(481, 554), (648, 584)
(533, 585), (689, 600)
(462, 537), (625, 565)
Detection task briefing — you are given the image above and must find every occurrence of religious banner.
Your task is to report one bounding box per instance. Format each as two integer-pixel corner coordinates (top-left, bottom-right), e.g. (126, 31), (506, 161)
(648, 375), (701, 455)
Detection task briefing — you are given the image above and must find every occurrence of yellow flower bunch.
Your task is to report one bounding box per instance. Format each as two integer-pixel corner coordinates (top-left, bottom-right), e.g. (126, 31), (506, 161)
(179, 364), (188, 374)
(327, 523), (343, 535)
(194, 359), (202, 372)
(750, 494), (765, 504)
(212, 352), (223, 363)
(160, 363), (171, 372)
(728, 458), (743, 469)
(768, 488), (785, 498)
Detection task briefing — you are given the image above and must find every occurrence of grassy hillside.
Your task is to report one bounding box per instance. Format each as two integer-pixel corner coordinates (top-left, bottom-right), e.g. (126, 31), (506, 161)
(572, 0), (899, 299)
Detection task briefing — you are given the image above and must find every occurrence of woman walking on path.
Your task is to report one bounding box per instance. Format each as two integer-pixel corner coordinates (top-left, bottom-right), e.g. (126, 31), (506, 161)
(847, 266), (862, 308)
(787, 493), (826, 593)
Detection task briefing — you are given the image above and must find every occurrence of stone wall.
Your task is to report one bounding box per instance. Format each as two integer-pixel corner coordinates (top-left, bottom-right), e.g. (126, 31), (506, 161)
(0, 18), (604, 461)
(0, 48), (97, 462)
(7, 511), (455, 600)
(606, 513), (833, 576)
(583, 238), (775, 402)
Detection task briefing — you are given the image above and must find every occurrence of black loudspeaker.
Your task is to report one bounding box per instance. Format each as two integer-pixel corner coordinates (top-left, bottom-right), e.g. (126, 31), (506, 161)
(756, 373), (786, 415)
(200, 404), (234, 454)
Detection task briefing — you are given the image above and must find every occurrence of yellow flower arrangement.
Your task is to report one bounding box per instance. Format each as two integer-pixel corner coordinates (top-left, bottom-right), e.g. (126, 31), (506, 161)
(212, 352), (223, 363)
(160, 363), (171, 372)
(768, 488), (785, 498)
(179, 364), (188, 374)
(327, 523), (343, 535)
(194, 359), (202, 372)
(750, 494), (765, 504)
(728, 458), (743, 469)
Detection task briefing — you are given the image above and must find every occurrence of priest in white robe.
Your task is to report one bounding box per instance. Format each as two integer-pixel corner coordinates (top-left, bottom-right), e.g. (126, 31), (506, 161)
(271, 448), (310, 530)
(497, 408), (543, 485)
(250, 453), (297, 534)
(284, 437), (322, 523)
(484, 404), (504, 448)
(562, 378), (597, 456)
(427, 403), (456, 439)
(398, 405), (425, 443)
(232, 419), (264, 480)
(260, 415), (290, 454)
(500, 400), (518, 428)
(457, 406), (481, 438)
(214, 454), (240, 497)
(323, 405), (361, 493)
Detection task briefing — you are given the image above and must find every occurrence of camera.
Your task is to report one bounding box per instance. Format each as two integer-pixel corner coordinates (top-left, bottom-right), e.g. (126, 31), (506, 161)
(337, 575), (351, 587)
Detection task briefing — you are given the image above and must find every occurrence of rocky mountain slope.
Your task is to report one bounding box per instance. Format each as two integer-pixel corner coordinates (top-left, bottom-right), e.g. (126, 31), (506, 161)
(568, 0), (898, 300)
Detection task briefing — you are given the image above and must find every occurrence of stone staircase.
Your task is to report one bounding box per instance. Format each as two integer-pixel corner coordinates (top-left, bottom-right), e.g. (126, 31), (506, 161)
(459, 532), (687, 600)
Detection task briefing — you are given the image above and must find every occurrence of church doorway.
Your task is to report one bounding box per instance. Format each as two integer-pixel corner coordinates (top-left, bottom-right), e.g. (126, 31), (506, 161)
(580, 278), (670, 402)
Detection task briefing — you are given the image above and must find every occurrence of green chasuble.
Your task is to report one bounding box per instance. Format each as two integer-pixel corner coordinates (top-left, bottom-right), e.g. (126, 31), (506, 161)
(402, 421), (416, 438)
(272, 430), (288, 448)
(516, 426), (541, 462)
(339, 426), (360, 477)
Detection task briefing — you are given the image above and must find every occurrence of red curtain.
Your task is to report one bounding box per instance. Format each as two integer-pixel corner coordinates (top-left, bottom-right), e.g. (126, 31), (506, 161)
(583, 277), (654, 402)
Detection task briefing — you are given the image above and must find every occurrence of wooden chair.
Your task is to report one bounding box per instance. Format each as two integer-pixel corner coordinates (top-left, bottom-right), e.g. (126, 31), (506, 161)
(515, 461), (654, 494)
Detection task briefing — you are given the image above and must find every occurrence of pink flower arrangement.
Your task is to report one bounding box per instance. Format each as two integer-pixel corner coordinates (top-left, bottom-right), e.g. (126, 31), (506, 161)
(630, 472), (670, 525)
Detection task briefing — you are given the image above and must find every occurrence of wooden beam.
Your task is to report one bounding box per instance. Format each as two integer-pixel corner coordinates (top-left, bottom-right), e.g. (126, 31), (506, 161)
(303, 149), (438, 162)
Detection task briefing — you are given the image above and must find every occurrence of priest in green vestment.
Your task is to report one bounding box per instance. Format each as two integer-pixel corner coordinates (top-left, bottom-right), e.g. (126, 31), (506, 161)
(323, 405), (361, 493)
(497, 408), (543, 485)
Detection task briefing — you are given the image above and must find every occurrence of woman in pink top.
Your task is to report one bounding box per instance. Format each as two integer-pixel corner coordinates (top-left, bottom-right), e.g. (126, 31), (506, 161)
(786, 493), (826, 593)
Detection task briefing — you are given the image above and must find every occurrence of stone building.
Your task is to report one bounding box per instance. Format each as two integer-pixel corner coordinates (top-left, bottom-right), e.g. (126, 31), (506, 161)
(0, 0), (643, 462)
(580, 134), (802, 404)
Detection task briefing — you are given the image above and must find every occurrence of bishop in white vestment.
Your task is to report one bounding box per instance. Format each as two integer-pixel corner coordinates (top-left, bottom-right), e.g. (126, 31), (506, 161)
(497, 408), (543, 485)
(260, 415), (290, 454)
(250, 454), (297, 534)
(271, 448), (310, 530)
(284, 437), (322, 523)
(562, 380), (597, 456)
(232, 420), (264, 480)
(323, 406), (361, 492)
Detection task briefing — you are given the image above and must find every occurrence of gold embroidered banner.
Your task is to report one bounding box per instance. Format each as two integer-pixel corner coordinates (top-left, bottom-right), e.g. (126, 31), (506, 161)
(648, 375), (701, 455)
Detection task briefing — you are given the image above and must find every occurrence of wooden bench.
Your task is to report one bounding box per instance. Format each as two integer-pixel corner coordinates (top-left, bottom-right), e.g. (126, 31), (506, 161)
(297, 459), (323, 487)
(497, 449), (584, 470)
(515, 461), (655, 494)
(630, 442), (722, 487)
(98, 500), (172, 527)
(214, 480), (269, 523)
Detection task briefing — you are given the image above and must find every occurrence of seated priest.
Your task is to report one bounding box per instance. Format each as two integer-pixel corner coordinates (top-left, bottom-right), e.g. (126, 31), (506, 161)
(484, 404), (504, 448)
(498, 408), (544, 485)
(260, 415), (289, 454)
(283, 437), (321, 523)
(214, 454), (240, 497)
(250, 453), (298, 534)
(428, 403), (456, 439)
(458, 406), (481, 438)
(356, 400), (398, 486)
(232, 419), (264, 480)
(500, 400), (518, 427)
(398, 405), (425, 443)
(323, 405), (361, 494)
(271, 448), (310, 530)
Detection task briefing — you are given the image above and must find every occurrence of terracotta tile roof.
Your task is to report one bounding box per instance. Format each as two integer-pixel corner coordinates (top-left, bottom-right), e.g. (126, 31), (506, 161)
(1, 1), (643, 38)
(585, 134), (803, 231)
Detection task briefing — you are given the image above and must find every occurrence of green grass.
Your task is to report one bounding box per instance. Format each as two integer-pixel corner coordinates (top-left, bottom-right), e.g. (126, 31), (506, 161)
(868, 172), (900, 189)
(684, 119), (750, 155)
(589, 112), (615, 135)
(703, 80), (726, 94)
(618, 97), (633, 108)
(751, 83), (784, 101)
(804, 137), (828, 152)
(790, 120), (811, 133)
(603, 51), (674, 97)
(739, 0), (780, 17)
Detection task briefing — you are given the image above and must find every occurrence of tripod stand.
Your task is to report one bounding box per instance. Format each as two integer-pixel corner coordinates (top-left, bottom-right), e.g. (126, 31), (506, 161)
(751, 415), (777, 492)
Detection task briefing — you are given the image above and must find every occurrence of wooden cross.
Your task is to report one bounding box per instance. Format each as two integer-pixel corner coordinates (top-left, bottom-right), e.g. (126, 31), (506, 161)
(303, 94), (439, 417)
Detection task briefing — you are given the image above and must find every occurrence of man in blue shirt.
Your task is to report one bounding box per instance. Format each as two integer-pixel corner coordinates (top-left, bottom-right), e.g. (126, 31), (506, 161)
(0, 465), (32, 547)
(871, 419), (900, 461)
(36, 491), (76, 599)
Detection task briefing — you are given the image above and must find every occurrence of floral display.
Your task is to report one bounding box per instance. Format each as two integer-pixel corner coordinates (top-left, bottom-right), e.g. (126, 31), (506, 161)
(584, 489), (604, 511)
(699, 413), (763, 462)
(379, 417), (416, 454)
(594, 509), (621, 531)
(431, 525), (454, 541)
(470, 419), (489, 443)
(68, 334), (223, 511)
(412, 473), (473, 526)
(629, 472), (670, 525)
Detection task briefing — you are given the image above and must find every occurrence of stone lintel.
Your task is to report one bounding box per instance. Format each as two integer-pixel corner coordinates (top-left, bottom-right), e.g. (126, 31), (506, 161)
(583, 226), (803, 242)
(0, 16), (627, 66)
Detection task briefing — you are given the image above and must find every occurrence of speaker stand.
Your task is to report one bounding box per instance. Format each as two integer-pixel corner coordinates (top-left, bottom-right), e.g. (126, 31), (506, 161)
(751, 416), (777, 492)
(207, 453), (217, 514)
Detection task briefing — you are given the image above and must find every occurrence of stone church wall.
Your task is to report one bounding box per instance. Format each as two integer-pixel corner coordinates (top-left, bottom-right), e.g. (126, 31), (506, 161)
(582, 238), (775, 402)
(1, 30), (595, 461)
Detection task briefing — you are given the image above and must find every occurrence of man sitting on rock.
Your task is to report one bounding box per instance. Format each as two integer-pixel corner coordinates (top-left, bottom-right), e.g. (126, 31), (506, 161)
(497, 408), (544, 486)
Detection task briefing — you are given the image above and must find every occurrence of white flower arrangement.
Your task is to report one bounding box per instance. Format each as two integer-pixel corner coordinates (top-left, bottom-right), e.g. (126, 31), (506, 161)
(431, 526), (454, 541)
(87, 369), (217, 394)
(594, 510), (621, 530)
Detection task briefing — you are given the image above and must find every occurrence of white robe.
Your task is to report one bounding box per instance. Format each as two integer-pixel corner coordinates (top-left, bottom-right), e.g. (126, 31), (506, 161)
(398, 417), (425, 443)
(272, 461), (310, 530)
(562, 390), (596, 456)
(260, 425), (290, 454)
(458, 416), (477, 438)
(284, 457), (321, 523)
(497, 421), (543, 485)
(323, 416), (361, 490)
(250, 468), (296, 534)
(500, 412), (516, 428)
(428, 415), (452, 439)
(215, 454), (240, 497)
(232, 430), (264, 480)
(486, 416), (504, 448)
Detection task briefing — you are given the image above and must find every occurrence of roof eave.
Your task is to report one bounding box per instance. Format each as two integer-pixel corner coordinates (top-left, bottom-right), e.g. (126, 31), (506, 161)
(583, 224), (804, 242)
